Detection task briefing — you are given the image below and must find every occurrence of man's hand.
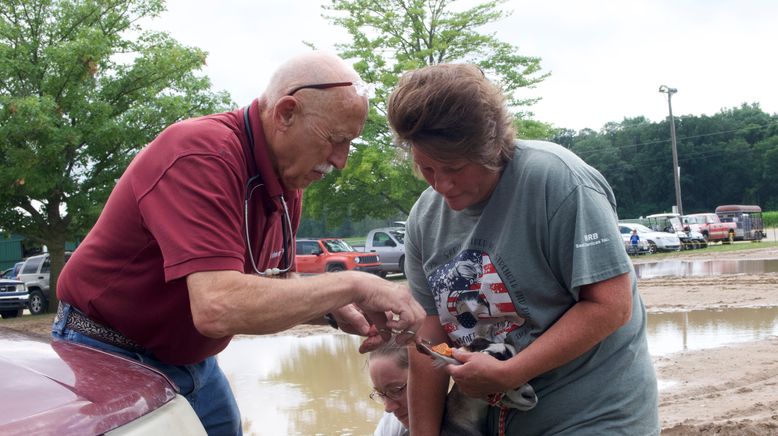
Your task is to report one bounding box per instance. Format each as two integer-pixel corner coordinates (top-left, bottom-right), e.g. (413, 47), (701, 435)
(329, 304), (370, 336)
(325, 272), (423, 353)
(357, 324), (389, 353)
(352, 277), (424, 352)
(352, 276), (425, 334)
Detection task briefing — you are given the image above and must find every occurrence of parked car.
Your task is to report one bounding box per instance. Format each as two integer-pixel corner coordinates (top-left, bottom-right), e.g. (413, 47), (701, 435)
(644, 213), (707, 250)
(0, 328), (206, 435)
(295, 238), (382, 275)
(1, 262), (24, 280)
(619, 223), (682, 253)
(0, 279), (28, 319)
(16, 252), (71, 315)
(360, 227), (406, 277)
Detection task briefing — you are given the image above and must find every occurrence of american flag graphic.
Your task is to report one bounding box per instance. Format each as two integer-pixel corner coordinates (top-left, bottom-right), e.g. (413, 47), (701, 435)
(428, 249), (524, 346)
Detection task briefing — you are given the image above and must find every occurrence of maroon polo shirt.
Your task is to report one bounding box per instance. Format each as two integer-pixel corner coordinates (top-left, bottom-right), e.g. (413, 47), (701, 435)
(58, 100), (302, 365)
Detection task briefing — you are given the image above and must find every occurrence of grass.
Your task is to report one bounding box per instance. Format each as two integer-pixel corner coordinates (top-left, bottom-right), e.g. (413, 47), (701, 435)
(764, 211), (778, 228)
(343, 236), (365, 246)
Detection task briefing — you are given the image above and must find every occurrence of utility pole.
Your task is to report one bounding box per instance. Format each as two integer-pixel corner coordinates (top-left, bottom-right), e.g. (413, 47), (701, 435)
(659, 85), (682, 217)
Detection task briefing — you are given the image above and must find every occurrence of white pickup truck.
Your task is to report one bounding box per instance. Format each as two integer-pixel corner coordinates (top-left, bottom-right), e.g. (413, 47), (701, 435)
(358, 226), (406, 277)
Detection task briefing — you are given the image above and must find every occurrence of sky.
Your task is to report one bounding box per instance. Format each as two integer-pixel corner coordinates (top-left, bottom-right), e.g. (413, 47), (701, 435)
(144, 0), (778, 132)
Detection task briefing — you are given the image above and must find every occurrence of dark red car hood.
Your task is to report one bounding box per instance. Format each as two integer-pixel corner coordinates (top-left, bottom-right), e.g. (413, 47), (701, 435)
(0, 328), (177, 435)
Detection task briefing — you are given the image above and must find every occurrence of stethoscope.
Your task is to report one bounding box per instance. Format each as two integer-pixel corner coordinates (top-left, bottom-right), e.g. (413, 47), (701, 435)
(243, 106), (293, 276)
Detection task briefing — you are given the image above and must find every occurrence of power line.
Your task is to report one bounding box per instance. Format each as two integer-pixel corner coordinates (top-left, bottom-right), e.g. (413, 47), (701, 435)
(607, 147), (757, 170)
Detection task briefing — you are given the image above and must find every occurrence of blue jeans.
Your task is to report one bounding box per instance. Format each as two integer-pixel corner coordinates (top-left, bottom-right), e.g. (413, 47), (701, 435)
(52, 303), (242, 436)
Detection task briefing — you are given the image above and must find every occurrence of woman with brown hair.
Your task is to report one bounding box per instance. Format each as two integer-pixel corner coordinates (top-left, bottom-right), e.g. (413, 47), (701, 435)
(387, 64), (659, 435)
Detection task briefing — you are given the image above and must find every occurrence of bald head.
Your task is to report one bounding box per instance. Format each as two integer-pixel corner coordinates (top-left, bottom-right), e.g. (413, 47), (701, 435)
(261, 51), (364, 107)
(258, 51), (370, 191)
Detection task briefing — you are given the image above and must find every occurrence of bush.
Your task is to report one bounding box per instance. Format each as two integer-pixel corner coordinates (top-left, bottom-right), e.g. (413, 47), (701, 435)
(763, 211), (778, 228)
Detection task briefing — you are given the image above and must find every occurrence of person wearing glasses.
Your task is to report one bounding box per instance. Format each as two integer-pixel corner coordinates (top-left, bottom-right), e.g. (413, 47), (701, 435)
(386, 64), (659, 435)
(368, 344), (410, 436)
(53, 51), (424, 435)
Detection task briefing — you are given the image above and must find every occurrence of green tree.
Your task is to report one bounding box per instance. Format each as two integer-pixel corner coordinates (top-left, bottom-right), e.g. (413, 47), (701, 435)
(554, 104), (778, 219)
(515, 118), (558, 140)
(304, 0), (549, 229)
(0, 0), (232, 312)
(755, 134), (778, 209)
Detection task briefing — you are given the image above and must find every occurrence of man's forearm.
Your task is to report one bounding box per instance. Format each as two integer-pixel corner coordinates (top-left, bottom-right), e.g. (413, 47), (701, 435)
(187, 269), (422, 338)
(187, 270), (368, 337)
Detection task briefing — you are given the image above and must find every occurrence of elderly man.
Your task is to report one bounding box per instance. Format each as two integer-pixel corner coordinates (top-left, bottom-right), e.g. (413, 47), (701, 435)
(54, 51), (424, 435)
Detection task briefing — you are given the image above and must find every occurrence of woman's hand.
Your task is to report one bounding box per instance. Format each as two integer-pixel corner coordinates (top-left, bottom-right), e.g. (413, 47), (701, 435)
(445, 348), (516, 398)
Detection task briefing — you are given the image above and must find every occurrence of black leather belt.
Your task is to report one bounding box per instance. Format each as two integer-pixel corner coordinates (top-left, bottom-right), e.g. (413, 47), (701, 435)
(58, 302), (145, 353)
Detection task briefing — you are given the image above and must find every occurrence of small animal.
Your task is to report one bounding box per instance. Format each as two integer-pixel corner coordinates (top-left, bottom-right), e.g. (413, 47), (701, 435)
(439, 338), (537, 436)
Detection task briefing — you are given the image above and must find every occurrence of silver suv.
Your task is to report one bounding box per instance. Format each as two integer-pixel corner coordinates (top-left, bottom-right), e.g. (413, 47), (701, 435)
(16, 252), (71, 315)
(0, 279), (28, 319)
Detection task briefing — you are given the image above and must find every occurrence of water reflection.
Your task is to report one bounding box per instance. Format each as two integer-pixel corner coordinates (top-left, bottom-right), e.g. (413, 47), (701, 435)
(635, 258), (778, 279)
(218, 306), (778, 434)
(218, 334), (380, 436)
(647, 307), (778, 356)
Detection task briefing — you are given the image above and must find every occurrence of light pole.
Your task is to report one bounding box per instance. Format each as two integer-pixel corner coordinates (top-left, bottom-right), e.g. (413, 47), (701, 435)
(659, 85), (683, 217)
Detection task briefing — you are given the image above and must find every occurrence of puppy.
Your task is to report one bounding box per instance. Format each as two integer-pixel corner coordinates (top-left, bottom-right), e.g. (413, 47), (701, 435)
(439, 338), (537, 436)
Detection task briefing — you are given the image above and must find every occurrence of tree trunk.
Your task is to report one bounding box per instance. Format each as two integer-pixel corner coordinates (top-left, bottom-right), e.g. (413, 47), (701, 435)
(45, 233), (68, 314)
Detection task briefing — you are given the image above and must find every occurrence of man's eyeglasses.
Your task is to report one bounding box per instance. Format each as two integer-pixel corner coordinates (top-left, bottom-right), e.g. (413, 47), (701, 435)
(287, 80), (374, 98)
(369, 383), (407, 404)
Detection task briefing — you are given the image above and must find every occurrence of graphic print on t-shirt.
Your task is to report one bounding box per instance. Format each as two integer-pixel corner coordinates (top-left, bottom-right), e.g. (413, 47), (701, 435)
(427, 249), (525, 347)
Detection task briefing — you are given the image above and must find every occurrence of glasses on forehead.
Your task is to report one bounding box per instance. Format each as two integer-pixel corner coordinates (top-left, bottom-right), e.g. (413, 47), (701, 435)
(287, 79), (374, 97)
(369, 383), (407, 404)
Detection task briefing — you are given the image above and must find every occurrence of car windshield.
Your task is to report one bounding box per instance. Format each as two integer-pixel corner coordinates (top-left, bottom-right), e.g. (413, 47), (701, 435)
(323, 239), (355, 253)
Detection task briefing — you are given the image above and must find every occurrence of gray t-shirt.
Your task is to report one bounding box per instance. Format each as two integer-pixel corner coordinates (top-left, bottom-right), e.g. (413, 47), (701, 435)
(405, 140), (659, 435)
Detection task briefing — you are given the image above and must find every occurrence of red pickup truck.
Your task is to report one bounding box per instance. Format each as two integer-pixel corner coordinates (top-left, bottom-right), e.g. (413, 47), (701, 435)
(682, 213), (737, 243)
(295, 238), (382, 274)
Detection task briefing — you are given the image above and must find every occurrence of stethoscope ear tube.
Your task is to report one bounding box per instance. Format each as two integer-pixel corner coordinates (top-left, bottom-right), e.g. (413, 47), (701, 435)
(242, 106), (293, 276)
(243, 106), (258, 168)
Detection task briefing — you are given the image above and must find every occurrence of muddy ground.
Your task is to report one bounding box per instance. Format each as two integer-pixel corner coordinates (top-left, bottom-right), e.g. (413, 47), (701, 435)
(634, 245), (778, 435)
(4, 244), (778, 435)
